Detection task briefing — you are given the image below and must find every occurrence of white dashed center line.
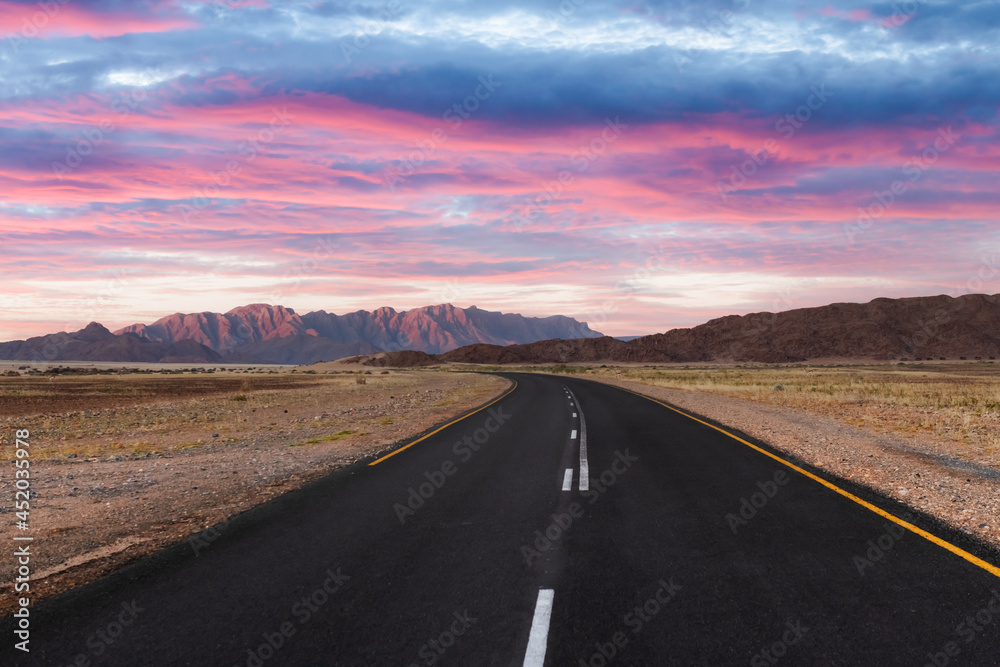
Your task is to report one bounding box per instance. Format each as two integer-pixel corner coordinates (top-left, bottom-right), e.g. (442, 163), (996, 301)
(562, 468), (573, 491)
(566, 388), (588, 491)
(523, 589), (555, 667)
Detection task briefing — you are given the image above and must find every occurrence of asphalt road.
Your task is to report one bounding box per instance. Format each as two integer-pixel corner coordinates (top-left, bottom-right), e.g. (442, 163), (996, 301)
(5, 372), (1000, 666)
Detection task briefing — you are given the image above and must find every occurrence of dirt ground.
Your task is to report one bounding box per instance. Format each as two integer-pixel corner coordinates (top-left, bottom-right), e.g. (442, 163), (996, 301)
(0, 372), (292, 418)
(0, 367), (509, 615)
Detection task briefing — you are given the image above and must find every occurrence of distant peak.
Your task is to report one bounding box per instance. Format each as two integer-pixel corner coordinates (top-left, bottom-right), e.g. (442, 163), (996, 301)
(226, 303), (295, 315)
(421, 303), (465, 315)
(228, 303), (272, 311)
(75, 322), (114, 342)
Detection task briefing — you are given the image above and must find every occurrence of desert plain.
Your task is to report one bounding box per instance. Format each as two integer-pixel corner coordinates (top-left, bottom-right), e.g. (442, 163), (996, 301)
(2, 358), (999, 614)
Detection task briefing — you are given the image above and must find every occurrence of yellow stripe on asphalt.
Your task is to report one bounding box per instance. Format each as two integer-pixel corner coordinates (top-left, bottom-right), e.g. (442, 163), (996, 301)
(368, 379), (518, 466)
(618, 385), (1000, 580)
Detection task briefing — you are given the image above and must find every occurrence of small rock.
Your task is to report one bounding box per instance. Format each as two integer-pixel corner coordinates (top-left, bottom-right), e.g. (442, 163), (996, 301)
(212, 433), (220, 438)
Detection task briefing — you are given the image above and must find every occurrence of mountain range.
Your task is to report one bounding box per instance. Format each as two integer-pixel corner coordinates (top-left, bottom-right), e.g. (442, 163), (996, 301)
(364, 293), (1000, 366)
(0, 304), (602, 365)
(4, 294), (999, 366)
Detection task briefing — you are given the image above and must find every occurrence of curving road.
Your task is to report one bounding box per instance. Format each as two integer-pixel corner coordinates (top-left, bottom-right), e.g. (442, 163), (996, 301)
(4, 372), (1000, 666)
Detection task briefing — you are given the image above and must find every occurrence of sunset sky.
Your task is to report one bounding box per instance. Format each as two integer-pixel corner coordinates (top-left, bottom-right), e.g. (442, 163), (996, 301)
(1, 0), (998, 340)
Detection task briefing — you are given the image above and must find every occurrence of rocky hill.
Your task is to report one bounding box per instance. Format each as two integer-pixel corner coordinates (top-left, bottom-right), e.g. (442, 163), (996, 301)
(362, 293), (1000, 366)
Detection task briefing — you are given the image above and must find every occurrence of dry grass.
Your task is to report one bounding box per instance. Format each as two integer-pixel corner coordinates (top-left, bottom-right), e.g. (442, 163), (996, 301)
(584, 363), (1000, 465)
(296, 430), (361, 446)
(0, 370), (502, 460)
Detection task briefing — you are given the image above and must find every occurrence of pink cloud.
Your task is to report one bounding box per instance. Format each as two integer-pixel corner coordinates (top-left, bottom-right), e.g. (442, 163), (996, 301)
(2, 78), (996, 341)
(0, 0), (198, 39)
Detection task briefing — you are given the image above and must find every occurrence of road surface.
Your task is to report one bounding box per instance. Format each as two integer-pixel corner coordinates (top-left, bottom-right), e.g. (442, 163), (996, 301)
(5, 372), (1000, 666)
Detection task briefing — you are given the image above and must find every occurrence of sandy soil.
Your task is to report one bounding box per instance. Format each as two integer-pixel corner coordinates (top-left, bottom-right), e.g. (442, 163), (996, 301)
(590, 375), (1000, 553)
(0, 368), (509, 615)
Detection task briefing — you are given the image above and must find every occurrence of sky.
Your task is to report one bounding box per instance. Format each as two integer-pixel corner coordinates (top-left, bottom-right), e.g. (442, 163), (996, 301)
(1, 0), (998, 340)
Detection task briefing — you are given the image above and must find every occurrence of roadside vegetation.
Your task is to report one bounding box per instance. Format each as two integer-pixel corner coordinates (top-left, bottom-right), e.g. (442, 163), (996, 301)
(582, 363), (1000, 464)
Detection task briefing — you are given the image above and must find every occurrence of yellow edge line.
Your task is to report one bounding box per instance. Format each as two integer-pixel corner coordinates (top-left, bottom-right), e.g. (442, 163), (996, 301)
(367, 379), (517, 466)
(616, 384), (1000, 580)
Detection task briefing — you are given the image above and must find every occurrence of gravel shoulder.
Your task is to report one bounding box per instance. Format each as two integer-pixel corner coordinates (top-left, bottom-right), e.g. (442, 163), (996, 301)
(0, 370), (509, 615)
(590, 376), (1000, 553)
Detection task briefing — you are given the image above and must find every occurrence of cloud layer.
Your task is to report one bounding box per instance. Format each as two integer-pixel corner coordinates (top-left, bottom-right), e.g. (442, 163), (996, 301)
(1, 0), (998, 338)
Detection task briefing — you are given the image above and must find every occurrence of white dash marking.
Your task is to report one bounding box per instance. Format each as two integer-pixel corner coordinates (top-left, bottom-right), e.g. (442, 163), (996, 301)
(567, 387), (589, 492)
(524, 589), (555, 667)
(571, 429), (577, 439)
(562, 468), (573, 491)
